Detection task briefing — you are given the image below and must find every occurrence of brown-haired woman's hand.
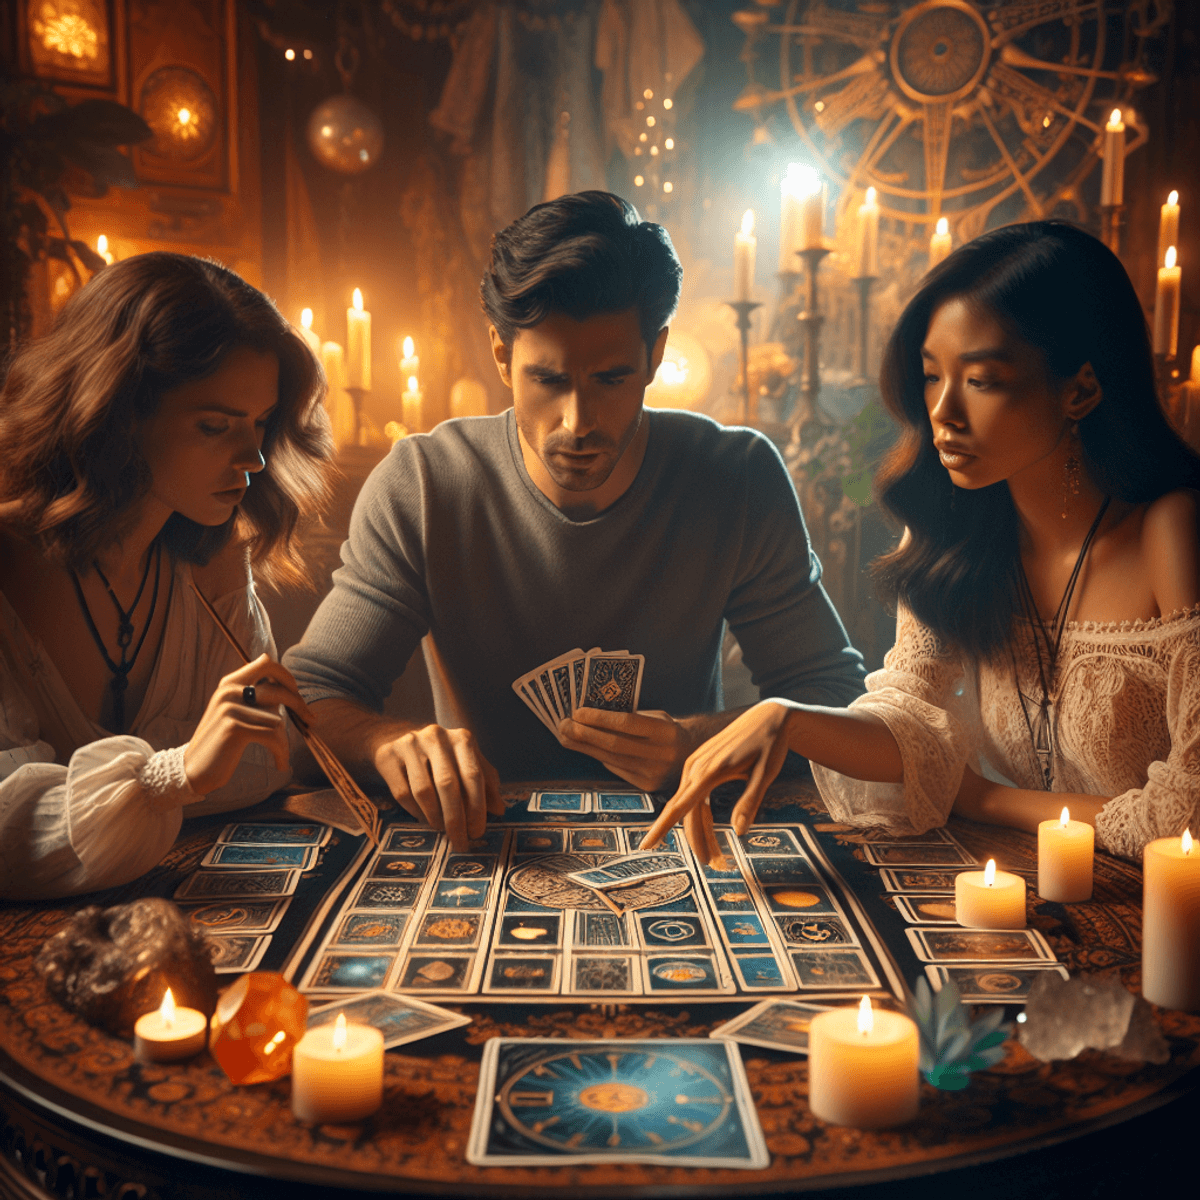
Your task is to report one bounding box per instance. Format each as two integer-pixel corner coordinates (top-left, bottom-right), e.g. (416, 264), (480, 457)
(183, 653), (312, 796)
(637, 699), (799, 863)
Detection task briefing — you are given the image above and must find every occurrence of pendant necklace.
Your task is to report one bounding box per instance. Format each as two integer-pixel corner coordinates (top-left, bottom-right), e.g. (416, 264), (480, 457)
(1013, 496), (1110, 791)
(70, 540), (165, 734)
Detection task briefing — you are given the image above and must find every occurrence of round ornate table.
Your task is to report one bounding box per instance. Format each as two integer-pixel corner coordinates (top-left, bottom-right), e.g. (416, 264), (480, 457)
(1, 782), (1195, 1199)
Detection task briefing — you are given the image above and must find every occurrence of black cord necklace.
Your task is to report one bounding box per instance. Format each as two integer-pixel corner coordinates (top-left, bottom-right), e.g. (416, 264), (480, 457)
(1013, 496), (1111, 790)
(70, 540), (164, 734)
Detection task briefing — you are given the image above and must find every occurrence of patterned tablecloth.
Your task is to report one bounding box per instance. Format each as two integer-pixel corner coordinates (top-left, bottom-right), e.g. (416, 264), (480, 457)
(0, 780), (1196, 1197)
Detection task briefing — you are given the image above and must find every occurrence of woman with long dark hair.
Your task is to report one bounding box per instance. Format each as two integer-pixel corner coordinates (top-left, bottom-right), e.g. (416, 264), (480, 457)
(642, 221), (1200, 863)
(0, 252), (334, 897)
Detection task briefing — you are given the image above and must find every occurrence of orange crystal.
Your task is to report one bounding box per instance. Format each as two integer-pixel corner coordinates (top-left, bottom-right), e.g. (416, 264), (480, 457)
(209, 972), (308, 1084)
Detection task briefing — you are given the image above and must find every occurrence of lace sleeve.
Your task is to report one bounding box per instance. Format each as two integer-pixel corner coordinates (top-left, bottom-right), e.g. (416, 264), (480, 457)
(1094, 627), (1200, 859)
(811, 605), (974, 834)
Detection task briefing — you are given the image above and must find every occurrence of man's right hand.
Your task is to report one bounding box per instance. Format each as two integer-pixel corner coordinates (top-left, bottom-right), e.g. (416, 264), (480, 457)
(371, 724), (505, 852)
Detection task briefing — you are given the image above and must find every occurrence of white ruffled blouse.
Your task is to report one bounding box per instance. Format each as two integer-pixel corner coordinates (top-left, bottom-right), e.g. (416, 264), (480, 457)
(812, 604), (1200, 859)
(0, 559), (290, 899)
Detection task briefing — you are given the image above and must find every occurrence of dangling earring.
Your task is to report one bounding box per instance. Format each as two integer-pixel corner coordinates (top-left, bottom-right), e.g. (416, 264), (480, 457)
(1062, 423), (1081, 519)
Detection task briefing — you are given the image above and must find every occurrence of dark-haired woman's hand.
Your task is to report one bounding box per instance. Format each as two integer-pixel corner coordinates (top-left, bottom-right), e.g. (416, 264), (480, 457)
(183, 654), (312, 796)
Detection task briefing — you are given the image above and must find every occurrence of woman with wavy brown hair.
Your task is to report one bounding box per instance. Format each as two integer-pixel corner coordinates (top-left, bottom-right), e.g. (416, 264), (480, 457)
(0, 252), (334, 898)
(641, 221), (1200, 865)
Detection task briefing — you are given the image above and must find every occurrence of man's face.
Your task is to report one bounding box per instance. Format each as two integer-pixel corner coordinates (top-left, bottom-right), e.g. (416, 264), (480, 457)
(492, 309), (667, 502)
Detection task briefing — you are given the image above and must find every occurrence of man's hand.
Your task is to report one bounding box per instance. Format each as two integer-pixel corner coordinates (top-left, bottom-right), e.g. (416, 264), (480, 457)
(371, 723), (505, 852)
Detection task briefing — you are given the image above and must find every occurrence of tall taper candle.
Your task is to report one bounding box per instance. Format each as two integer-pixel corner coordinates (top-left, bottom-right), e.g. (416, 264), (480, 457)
(1100, 109), (1125, 206)
(929, 217), (952, 268)
(856, 187), (880, 277)
(1158, 190), (1180, 268)
(346, 288), (372, 391)
(1142, 830), (1200, 1011)
(1154, 246), (1182, 358)
(734, 209), (756, 302)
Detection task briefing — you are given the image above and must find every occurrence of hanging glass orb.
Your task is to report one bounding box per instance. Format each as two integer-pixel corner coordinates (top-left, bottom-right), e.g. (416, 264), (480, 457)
(306, 95), (384, 174)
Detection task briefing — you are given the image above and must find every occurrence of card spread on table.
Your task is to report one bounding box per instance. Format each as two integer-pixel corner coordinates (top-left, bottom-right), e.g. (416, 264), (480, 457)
(527, 791), (654, 815)
(879, 868), (962, 893)
(179, 898), (292, 934)
(892, 894), (962, 925)
(709, 997), (835, 1054)
(513, 647), (645, 731)
(567, 852), (687, 891)
(925, 963), (1070, 1003)
(466, 1037), (769, 1167)
(200, 842), (319, 870)
(906, 927), (1055, 963)
(175, 868), (301, 900)
(208, 934), (270, 973)
(861, 842), (977, 868)
(306, 989), (470, 1048)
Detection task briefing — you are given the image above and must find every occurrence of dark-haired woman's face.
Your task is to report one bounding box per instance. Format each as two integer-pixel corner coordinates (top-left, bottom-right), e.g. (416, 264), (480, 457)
(137, 346), (276, 526)
(921, 297), (1077, 492)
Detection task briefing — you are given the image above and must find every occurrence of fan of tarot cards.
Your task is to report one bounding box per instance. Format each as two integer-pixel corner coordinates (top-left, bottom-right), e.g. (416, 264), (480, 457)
(513, 648), (645, 733)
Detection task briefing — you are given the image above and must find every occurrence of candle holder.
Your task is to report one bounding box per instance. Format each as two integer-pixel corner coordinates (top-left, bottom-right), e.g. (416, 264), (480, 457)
(1100, 204), (1124, 256)
(725, 299), (763, 423)
(345, 385), (368, 446)
(850, 275), (877, 384)
(791, 246), (831, 445)
(769, 270), (800, 343)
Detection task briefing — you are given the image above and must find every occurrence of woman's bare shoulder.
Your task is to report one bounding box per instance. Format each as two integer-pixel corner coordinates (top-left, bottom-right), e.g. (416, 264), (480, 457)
(190, 541), (253, 600)
(1140, 488), (1200, 615)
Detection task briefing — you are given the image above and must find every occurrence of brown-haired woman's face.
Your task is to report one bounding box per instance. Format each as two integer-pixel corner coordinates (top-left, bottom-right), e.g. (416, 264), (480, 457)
(921, 297), (1077, 491)
(137, 346), (277, 526)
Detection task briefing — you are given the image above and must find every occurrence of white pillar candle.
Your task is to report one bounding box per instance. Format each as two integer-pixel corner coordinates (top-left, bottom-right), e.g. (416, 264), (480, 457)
(399, 335), (420, 390)
(808, 997), (919, 1128)
(1158, 190), (1180, 268)
(96, 234), (115, 266)
(402, 376), (423, 433)
(1153, 246), (1182, 358)
(779, 165), (802, 271)
(1038, 806), (1094, 902)
(798, 169), (825, 251)
(346, 288), (372, 390)
(929, 216), (952, 268)
(134, 988), (207, 1063)
(297, 308), (322, 357)
(733, 209), (756, 301)
(955, 858), (1026, 928)
(1100, 109), (1125, 206)
(292, 1013), (384, 1123)
(856, 187), (880, 277)
(1142, 829), (1200, 1011)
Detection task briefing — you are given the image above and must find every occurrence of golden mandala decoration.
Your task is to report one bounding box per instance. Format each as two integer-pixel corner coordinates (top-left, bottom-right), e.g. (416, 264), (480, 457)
(139, 65), (218, 162)
(737, 0), (1172, 243)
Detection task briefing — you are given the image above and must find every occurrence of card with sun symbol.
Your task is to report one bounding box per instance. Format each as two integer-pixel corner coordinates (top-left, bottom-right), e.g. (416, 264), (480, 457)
(467, 1038), (768, 1167)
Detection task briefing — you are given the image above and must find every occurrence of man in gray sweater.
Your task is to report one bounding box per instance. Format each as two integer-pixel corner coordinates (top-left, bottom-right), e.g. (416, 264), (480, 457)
(285, 191), (864, 848)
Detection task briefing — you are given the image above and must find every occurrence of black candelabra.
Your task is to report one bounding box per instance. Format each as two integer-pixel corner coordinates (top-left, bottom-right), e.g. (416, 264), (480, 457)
(725, 300), (763, 423)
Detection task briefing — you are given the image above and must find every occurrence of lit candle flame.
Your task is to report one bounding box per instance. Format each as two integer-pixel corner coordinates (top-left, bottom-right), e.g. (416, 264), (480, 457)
(1169, 190), (1179, 206)
(936, 216), (949, 236)
(1109, 108), (1123, 127)
(857, 995), (873, 1035)
(352, 288), (364, 312)
(1060, 806), (1070, 827)
(1184, 829), (1194, 856)
(865, 186), (877, 205)
(97, 234), (108, 255)
(333, 1012), (347, 1052)
(159, 987), (176, 1028)
(782, 162), (821, 199)
(1166, 245), (1177, 270)
(984, 859), (996, 887)
(407, 376), (419, 394)
(301, 307), (313, 329)
(741, 209), (754, 237)
(402, 335), (415, 358)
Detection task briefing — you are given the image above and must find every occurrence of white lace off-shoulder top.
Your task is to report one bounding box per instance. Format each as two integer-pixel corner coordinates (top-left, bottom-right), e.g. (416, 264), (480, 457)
(811, 604), (1200, 859)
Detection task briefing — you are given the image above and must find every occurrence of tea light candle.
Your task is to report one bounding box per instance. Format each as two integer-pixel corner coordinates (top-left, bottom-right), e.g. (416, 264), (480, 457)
(1038, 806), (1094, 902)
(733, 209), (756, 302)
(1154, 246), (1182, 358)
(929, 217), (952, 268)
(1142, 829), (1200, 1011)
(1100, 108), (1125, 206)
(346, 288), (372, 390)
(856, 187), (880, 277)
(292, 1013), (384, 1123)
(955, 859), (1026, 928)
(134, 988), (207, 1063)
(1158, 190), (1180, 268)
(808, 997), (919, 1128)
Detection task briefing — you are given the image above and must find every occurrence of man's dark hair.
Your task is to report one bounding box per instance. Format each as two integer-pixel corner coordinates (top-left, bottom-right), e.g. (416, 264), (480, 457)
(481, 191), (682, 350)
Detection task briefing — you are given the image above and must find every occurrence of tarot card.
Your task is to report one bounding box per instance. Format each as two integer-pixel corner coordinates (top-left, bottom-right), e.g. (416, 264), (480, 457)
(175, 868), (300, 900)
(595, 791), (654, 813)
(862, 843), (977, 867)
(732, 953), (789, 990)
(581, 652), (644, 712)
(431, 880), (491, 909)
(443, 855), (497, 881)
(569, 827), (619, 852)
(879, 868), (961, 893)
(370, 854), (432, 879)
(467, 1038), (768, 1168)
(759, 884), (837, 914)
(528, 790), (589, 814)
(644, 954), (731, 994)
(200, 842), (318, 870)
(485, 955), (560, 992)
(512, 679), (558, 733)
(860, 826), (954, 844)
(308, 951), (397, 991)
(738, 829), (801, 855)
(775, 914), (858, 948)
(217, 822), (330, 846)
(572, 955), (636, 993)
(332, 912), (408, 947)
(498, 914), (562, 947)
(906, 927), (1055, 963)
(706, 881), (759, 911)
(638, 913), (709, 948)
(383, 828), (441, 852)
(573, 911), (629, 947)
(925, 963), (1071, 1003)
(514, 829), (565, 854)
(710, 998), (835, 1054)
(749, 856), (819, 886)
(355, 880), (421, 909)
(208, 934), (270, 974)
(718, 913), (771, 946)
(398, 954), (473, 990)
(306, 989), (470, 1048)
(893, 894), (962, 925)
(791, 949), (880, 990)
(179, 898), (290, 934)
(626, 826), (681, 853)
(545, 661), (576, 722)
(415, 912), (484, 948)
(567, 852), (685, 891)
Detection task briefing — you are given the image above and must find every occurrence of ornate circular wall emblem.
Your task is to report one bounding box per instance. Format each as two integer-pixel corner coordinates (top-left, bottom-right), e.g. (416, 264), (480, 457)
(139, 66), (218, 162)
